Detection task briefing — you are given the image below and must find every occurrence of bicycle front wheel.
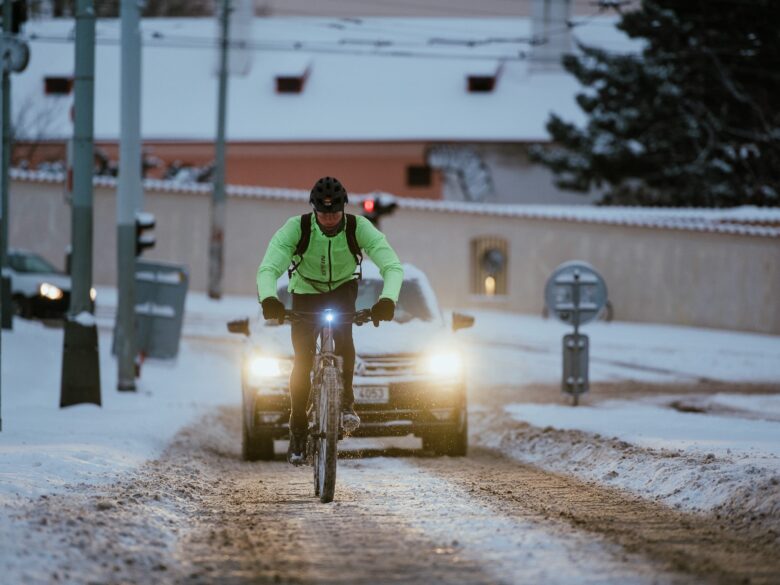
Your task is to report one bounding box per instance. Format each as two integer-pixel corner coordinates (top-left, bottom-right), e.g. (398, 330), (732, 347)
(316, 365), (342, 503)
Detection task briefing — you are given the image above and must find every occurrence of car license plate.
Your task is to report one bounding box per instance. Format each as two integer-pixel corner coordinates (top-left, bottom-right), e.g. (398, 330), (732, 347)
(354, 385), (389, 404)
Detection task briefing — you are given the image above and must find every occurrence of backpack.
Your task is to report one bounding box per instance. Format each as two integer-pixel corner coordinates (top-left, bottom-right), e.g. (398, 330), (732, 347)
(287, 213), (363, 281)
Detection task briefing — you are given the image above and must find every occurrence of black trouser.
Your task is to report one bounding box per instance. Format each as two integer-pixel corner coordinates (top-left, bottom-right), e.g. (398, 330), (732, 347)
(289, 279), (358, 433)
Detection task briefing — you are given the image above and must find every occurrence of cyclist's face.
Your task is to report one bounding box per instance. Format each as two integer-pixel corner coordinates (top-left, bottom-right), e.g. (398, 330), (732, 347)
(316, 210), (343, 229)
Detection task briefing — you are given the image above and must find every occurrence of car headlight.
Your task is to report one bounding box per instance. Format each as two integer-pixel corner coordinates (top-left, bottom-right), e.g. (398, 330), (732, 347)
(90, 287), (97, 301)
(424, 351), (463, 378)
(39, 282), (64, 301)
(246, 355), (291, 385)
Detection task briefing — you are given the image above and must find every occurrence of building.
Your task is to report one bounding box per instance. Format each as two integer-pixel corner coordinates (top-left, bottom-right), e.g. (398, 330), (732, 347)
(12, 14), (634, 204)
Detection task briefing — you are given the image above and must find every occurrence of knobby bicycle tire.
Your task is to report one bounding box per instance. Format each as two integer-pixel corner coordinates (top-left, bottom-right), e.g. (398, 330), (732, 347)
(316, 365), (342, 503)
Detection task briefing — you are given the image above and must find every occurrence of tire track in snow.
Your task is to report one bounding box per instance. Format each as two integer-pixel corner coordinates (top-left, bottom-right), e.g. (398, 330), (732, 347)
(337, 456), (692, 585)
(5, 407), (495, 585)
(411, 446), (780, 585)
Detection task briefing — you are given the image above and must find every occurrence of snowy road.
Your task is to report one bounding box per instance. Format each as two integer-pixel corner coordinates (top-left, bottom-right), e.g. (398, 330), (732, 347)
(5, 406), (779, 585)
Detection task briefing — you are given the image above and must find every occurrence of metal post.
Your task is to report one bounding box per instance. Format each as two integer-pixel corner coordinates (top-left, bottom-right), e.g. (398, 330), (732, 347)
(115, 0), (142, 391)
(0, 0), (6, 430)
(571, 271), (581, 405)
(208, 0), (230, 299)
(61, 0), (100, 407)
(1, 0), (12, 332)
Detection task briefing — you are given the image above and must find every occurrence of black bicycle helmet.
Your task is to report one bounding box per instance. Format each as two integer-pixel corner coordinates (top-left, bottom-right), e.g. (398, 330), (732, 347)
(310, 176), (348, 212)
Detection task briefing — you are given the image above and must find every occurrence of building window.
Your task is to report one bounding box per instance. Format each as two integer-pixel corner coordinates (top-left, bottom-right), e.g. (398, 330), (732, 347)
(406, 165), (432, 187)
(276, 75), (306, 93)
(466, 62), (504, 93)
(471, 237), (508, 296)
(44, 76), (73, 95)
(275, 64), (310, 94)
(467, 76), (495, 93)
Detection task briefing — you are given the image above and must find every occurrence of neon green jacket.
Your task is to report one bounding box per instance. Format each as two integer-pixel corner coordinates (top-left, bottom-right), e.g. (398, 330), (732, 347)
(257, 214), (404, 301)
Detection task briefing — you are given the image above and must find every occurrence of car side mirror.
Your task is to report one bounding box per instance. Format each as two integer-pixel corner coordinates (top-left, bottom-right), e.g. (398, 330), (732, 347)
(452, 312), (475, 332)
(227, 318), (250, 336)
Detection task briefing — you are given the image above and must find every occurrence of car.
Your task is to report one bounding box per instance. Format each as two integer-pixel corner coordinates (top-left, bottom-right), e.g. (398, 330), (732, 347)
(227, 262), (475, 461)
(3, 249), (95, 319)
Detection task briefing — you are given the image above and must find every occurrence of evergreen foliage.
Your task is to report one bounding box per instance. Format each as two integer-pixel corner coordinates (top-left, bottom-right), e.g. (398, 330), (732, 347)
(531, 0), (780, 207)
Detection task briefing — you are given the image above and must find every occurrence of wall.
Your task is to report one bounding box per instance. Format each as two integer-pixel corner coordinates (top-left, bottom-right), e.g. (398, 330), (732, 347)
(10, 177), (780, 334)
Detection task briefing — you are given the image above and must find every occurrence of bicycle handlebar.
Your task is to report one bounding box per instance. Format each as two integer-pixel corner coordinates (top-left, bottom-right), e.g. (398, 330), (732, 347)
(282, 308), (374, 326)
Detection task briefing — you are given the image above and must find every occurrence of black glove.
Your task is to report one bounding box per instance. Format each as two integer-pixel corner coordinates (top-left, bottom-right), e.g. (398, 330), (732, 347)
(261, 297), (286, 324)
(371, 298), (395, 327)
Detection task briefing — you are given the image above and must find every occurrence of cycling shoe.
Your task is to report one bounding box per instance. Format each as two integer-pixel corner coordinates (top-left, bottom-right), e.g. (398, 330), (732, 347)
(287, 430), (307, 465)
(341, 404), (361, 435)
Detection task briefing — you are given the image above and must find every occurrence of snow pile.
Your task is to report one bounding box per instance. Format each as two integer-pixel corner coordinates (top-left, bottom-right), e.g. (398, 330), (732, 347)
(477, 399), (780, 533)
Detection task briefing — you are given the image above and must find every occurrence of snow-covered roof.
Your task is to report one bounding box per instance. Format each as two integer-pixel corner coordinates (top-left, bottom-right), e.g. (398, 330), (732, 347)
(12, 168), (780, 238)
(14, 17), (636, 143)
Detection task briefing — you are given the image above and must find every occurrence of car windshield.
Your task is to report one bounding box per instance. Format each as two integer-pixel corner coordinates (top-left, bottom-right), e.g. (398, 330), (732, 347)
(9, 253), (59, 274)
(277, 278), (435, 323)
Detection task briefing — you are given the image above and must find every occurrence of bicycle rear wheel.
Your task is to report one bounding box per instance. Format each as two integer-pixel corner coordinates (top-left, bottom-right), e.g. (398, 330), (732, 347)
(315, 365), (342, 503)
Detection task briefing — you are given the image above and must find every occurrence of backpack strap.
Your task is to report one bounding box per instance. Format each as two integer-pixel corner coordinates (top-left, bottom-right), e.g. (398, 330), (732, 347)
(345, 213), (363, 280)
(287, 213), (363, 281)
(287, 213), (312, 279)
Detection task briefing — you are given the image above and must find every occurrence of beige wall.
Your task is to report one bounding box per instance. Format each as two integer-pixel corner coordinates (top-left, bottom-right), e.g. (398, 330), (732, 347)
(10, 178), (780, 334)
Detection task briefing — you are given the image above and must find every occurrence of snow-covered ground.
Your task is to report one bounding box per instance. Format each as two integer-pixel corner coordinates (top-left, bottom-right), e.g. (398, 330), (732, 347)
(462, 308), (780, 529)
(462, 309), (780, 386)
(0, 315), (239, 505)
(2, 289), (779, 524)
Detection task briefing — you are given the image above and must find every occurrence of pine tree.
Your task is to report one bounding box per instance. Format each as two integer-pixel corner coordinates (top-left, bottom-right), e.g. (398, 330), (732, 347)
(531, 0), (780, 207)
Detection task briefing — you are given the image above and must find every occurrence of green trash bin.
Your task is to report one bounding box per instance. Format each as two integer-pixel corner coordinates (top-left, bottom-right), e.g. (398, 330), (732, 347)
(112, 260), (189, 359)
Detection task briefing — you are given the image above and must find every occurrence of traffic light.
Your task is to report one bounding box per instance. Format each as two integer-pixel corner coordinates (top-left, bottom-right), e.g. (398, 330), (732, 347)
(361, 194), (398, 228)
(135, 212), (156, 257)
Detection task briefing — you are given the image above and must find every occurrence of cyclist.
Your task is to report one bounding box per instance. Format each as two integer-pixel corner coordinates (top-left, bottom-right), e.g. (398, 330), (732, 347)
(257, 177), (404, 464)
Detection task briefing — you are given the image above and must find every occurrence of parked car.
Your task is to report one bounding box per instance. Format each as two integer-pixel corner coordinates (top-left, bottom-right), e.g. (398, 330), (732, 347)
(227, 262), (475, 461)
(4, 249), (95, 319)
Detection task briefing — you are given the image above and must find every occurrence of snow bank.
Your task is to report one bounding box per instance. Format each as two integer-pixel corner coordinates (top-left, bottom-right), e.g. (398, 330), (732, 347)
(483, 399), (780, 531)
(0, 318), (239, 504)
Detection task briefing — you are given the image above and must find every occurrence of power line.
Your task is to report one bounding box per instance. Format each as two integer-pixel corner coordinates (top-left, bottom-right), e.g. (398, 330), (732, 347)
(25, 32), (546, 61)
(23, 11), (622, 63)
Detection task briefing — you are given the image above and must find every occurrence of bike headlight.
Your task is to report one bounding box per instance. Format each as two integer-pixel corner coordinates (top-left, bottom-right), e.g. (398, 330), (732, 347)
(246, 355), (290, 385)
(39, 282), (64, 301)
(424, 351), (463, 378)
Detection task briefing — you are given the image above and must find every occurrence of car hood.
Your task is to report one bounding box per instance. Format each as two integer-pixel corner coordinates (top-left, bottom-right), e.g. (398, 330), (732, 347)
(9, 272), (71, 297)
(249, 318), (458, 357)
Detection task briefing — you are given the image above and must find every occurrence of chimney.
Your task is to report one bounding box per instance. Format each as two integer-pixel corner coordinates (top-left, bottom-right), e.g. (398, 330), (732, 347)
(531, 0), (573, 72)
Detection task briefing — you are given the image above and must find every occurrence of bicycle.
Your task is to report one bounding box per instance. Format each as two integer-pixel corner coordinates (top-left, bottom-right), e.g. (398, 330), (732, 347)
(283, 307), (373, 503)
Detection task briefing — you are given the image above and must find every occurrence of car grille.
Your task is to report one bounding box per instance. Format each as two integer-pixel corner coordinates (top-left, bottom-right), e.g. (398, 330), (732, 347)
(356, 354), (417, 377)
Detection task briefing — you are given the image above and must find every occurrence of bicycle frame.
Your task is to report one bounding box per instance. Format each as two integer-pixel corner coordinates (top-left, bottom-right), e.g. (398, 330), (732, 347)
(318, 309), (337, 357)
(284, 307), (372, 503)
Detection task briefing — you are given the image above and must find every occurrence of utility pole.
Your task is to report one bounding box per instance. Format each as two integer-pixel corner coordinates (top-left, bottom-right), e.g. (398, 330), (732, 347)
(208, 0), (230, 299)
(115, 0), (142, 392)
(1, 0), (13, 333)
(61, 0), (100, 407)
(0, 0), (8, 430)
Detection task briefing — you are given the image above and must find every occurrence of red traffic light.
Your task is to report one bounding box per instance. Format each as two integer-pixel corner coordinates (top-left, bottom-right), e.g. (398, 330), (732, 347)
(363, 199), (375, 213)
